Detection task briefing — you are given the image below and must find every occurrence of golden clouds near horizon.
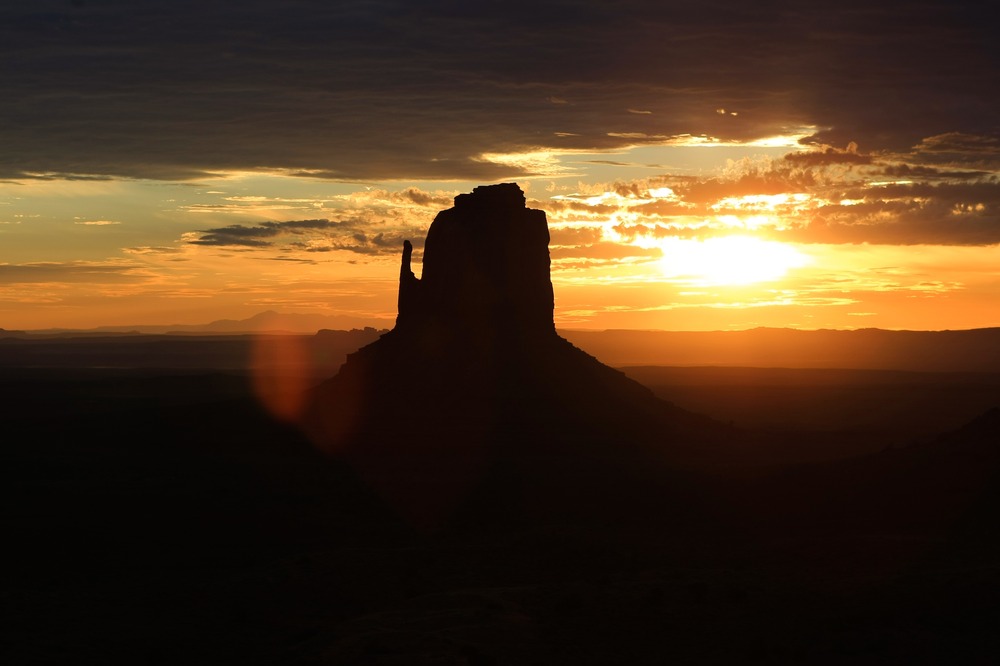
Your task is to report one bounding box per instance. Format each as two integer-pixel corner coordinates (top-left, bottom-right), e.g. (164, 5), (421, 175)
(554, 185), (813, 286)
(3, 132), (998, 333)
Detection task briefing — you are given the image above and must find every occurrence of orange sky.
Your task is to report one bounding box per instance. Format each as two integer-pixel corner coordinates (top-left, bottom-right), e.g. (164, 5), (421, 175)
(1, 2), (997, 333)
(2, 150), (997, 332)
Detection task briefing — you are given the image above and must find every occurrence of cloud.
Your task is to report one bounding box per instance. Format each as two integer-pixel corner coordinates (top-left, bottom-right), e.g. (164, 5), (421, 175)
(876, 164), (993, 181)
(185, 216), (425, 256)
(783, 143), (871, 167)
(535, 144), (1000, 247)
(914, 133), (1000, 156)
(189, 219), (346, 247)
(551, 241), (662, 264)
(189, 227), (285, 248)
(549, 226), (605, 246)
(1, 0), (994, 182)
(0, 261), (144, 283)
(336, 188), (455, 210)
(123, 246), (185, 256)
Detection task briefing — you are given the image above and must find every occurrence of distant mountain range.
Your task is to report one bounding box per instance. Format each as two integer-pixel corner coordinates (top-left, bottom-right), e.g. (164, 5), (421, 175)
(3, 312), (999, 373)
(3, 310), (393, 336)
(561, 327), (1000, 373)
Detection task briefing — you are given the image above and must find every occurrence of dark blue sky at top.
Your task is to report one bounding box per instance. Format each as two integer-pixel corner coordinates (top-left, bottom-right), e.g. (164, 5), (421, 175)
(2, 0), (997, 181)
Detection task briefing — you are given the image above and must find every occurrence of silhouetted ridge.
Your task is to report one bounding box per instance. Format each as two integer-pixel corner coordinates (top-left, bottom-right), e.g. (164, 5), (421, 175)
(303, 183), (724, 529)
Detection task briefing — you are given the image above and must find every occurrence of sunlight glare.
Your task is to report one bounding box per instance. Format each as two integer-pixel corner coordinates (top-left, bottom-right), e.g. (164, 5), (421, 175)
(656, 236), (810, 286)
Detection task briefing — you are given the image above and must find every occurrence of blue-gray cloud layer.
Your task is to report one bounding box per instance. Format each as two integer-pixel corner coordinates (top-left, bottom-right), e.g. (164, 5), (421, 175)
(2, 0), (997, 181)
(189, 217), (421, 255)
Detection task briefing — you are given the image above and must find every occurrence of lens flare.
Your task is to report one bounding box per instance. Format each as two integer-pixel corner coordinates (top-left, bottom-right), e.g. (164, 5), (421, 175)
(250, 333), (312, 423)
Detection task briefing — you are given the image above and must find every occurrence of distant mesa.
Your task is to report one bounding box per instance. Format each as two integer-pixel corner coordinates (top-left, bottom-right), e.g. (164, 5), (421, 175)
(302, 183), (723, 530)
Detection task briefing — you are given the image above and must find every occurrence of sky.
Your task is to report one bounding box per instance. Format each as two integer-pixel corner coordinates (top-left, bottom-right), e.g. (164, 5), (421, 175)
(2, 0), (998, 332)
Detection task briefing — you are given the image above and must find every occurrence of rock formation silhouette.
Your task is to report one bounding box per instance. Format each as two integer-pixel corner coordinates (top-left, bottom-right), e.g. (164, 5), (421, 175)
(303, 183), (725, 530)
(395, 182), (554, 340)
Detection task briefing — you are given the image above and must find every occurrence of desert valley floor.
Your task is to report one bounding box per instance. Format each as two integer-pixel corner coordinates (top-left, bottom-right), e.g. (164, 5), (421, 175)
(4, 330), (999, 664)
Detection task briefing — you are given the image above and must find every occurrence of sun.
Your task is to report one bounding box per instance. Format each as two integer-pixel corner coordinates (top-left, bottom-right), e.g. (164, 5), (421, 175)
(655, 235), (810, 286)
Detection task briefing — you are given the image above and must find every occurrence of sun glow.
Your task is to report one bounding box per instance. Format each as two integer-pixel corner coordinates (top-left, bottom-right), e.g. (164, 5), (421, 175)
(653, 236), (810, 286)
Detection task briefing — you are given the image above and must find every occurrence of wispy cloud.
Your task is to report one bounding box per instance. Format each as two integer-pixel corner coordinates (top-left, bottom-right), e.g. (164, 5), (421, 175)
(0, 261), (144, 283)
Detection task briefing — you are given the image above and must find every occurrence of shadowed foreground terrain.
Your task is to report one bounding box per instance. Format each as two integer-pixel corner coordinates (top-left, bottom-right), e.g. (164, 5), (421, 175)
(5, 185), (999, 664)
(5, 362), (999, 664)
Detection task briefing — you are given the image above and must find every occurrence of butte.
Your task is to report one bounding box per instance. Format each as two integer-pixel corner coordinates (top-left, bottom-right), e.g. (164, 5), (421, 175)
(301, 183), (727, 530)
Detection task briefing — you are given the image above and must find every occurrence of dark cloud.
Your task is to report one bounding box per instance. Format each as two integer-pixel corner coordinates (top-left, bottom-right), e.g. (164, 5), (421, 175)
(876, 164), (993, 181)
(1, 0), (995, 181)
(782, 182), (1000, 246)
(784, 143), (871, 167)
(191, 227), (279, 248)
(395, 188), (452, 207)
(123, 246), (184, 255)
(903, 133), (1000, 171)
(676, 171), (818, 205)
(189, 219), (343, 247)
(914, 133), (1000, 157)
(187, 217), (422, 255)
(278, 219), (341, 231)
(873, 182), (1000, 205)
(5, 173), (117, 182)
(266, 256), (319, 264)
(323, 231), (417, 255)
(779, 207), (1000, 246)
